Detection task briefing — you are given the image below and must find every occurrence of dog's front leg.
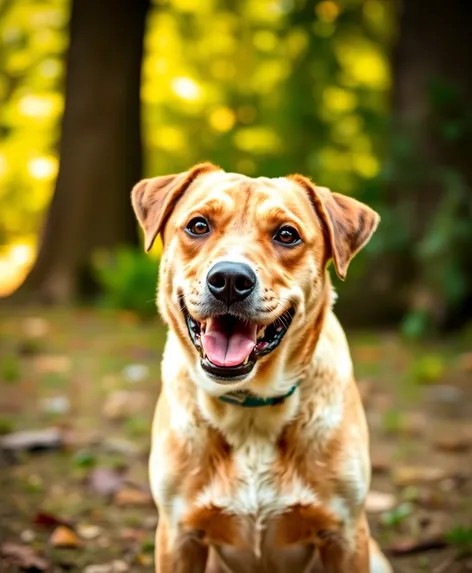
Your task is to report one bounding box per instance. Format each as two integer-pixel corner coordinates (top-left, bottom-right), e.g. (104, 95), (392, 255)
(155, 516), (209, 573)
(318, 517), (369, 573)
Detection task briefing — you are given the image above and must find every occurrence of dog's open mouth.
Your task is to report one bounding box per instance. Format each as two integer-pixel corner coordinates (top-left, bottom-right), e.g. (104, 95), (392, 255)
(185, 309), (295, 380)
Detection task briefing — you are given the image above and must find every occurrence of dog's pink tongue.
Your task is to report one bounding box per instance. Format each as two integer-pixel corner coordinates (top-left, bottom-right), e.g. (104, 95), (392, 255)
(202, 317), (256, 367)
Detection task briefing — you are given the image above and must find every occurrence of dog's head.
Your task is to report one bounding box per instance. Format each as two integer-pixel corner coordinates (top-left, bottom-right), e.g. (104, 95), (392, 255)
(131, 163), (379, 394)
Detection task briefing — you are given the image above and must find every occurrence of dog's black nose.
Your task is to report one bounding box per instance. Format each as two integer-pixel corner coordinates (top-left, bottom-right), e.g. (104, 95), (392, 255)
(207, 262), (256, 306)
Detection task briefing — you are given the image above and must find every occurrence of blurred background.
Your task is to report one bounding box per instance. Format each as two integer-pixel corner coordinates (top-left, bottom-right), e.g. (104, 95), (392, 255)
(1, 1), (471, 572)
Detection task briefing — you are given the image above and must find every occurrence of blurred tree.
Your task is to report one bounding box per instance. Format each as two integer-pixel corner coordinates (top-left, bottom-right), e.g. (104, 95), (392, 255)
(13, 0), (149, 303)
(389, 0), (472, 330)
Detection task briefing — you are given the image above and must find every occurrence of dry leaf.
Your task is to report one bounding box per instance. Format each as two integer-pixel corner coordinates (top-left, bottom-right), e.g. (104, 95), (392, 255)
(386, 534), (448, 555)
(34, 511), (70, 529)
(101, 437), (140, 457)
(114, 486), (153, 506)
(102, 390), (148, 421)
(88, 467), (125, 496)
(83, 560), (129, 573)
(76, 524), (103, 540)
(120, 528), (147, 543)
(49, 525), (82, 548)
(0, 428), (63, 452)
(433, 435), (471, 452)
(354, 345), (382, 362)
(34, 355), (71, 374)
(393, 465), (449, 487)
(371, 455), (391, 474)
(0, 542), (50, 571)
(135, 553), (153, 566)
(365, 491), (397, 514)
(22, 317), (49, 338)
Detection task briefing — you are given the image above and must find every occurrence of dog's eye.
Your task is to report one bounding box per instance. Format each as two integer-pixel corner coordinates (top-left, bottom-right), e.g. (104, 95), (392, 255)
(274, 225), (301, 246)
(186, 216), (210, 236)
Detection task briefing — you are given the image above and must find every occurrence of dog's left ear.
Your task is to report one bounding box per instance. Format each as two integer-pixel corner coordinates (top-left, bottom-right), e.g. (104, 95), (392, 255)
(131, 162), (220, 251)
(289, 174), (380, 280)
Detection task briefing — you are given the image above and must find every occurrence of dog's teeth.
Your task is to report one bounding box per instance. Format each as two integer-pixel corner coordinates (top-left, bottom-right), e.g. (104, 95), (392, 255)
(257, 327), (266, 339)
(243, 357), (249, 365)
(276, 326), (283, 332)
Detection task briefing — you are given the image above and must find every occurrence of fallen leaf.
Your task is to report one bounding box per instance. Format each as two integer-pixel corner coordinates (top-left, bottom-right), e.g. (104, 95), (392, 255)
(34, 511), (70, 529)
(401, 412), (428, 436)
(433, 435), (471, 452)
(88, 467), (126, 496)
(101, 437), (141, 457)
(366, 491), (397, 514)
(102, 391), (148, 421)
(19, 530), (35, 543)
(120, 528), (147, 543)
(135, 553), (153, 567)
(76, 524), (103, 540)
(49, 525), (82, 548)
(34, 355), (71, 374)
(83, 560), (129, 573)
(114, 486), (153, 506)
(371, 455), (390, 474)
(393, 465), (450, 487)
(386, 534), (448, 555)
(0, 542), (50, 571)
(22, 317), (49, 338)
(354, 345), (382, 363)
(0, 428), (63, 452)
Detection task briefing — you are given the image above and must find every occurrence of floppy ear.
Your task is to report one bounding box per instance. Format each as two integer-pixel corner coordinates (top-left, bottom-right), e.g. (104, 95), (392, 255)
(131, 162), (220, 251)
(289, 174), (380, 280)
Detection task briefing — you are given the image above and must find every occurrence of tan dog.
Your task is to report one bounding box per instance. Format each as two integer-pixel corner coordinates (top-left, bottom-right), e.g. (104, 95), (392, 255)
(131, 163), (392, 573)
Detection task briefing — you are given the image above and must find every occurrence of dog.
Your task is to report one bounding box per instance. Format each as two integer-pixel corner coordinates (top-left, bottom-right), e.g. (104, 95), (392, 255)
(131, 163), (392, 573)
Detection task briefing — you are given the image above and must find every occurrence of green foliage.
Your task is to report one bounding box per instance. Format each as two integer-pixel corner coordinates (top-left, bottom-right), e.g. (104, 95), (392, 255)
(380, 502), (413, 528)
(0, 0), (392, 247)
(0, 0), (68, 246)
(1, 354), (21, 383)
(72, 449), (97, 469)
(1, 0), (471, 331)
(408, 354), (445, 385)
(446, 525), (472, 556)
(92, 247), (159, 317)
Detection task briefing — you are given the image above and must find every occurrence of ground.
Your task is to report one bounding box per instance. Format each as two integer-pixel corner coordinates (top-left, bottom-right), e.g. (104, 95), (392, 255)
(1, 307), (471, 573)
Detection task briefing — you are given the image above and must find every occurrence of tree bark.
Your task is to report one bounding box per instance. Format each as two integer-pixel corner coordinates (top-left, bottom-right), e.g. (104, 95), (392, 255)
(390, 0), (472, 328)
(13, 0), (149, 304)
(338, 0), (472, 328)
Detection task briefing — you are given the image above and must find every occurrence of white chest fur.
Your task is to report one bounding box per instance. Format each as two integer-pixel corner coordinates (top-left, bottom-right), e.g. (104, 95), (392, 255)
(195, 435), (318, 522)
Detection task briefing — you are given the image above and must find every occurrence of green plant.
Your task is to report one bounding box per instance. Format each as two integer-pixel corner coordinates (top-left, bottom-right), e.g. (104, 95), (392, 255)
(92, 247), (159, 318)
(380, 502), (414, 528)
(446, 525), (472, 557)
(1, 355), (21, 384)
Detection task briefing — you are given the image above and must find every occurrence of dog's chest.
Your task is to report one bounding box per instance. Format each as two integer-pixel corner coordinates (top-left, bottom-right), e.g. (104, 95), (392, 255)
(196, 436), (317, 521)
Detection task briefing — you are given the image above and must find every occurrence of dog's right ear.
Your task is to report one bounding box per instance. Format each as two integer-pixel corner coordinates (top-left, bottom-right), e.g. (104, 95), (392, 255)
(131, 162), (220, 251)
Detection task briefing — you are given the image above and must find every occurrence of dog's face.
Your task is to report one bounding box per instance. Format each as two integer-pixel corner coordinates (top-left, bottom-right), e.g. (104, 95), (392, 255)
(132, 163), (379, 394)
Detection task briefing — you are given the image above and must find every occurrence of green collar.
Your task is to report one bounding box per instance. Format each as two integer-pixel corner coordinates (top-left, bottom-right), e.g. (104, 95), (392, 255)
(218, 384), (297, 408)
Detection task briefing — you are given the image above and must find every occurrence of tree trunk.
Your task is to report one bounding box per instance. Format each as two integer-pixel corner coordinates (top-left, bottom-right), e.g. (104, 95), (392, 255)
(390, 0), (472, 329)
(337, 0), (472, 329)
(13, 0), (149, 304)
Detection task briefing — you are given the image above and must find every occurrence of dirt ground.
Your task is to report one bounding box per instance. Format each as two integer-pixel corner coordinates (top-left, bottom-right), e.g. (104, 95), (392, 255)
(1, 307), (471, 573)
